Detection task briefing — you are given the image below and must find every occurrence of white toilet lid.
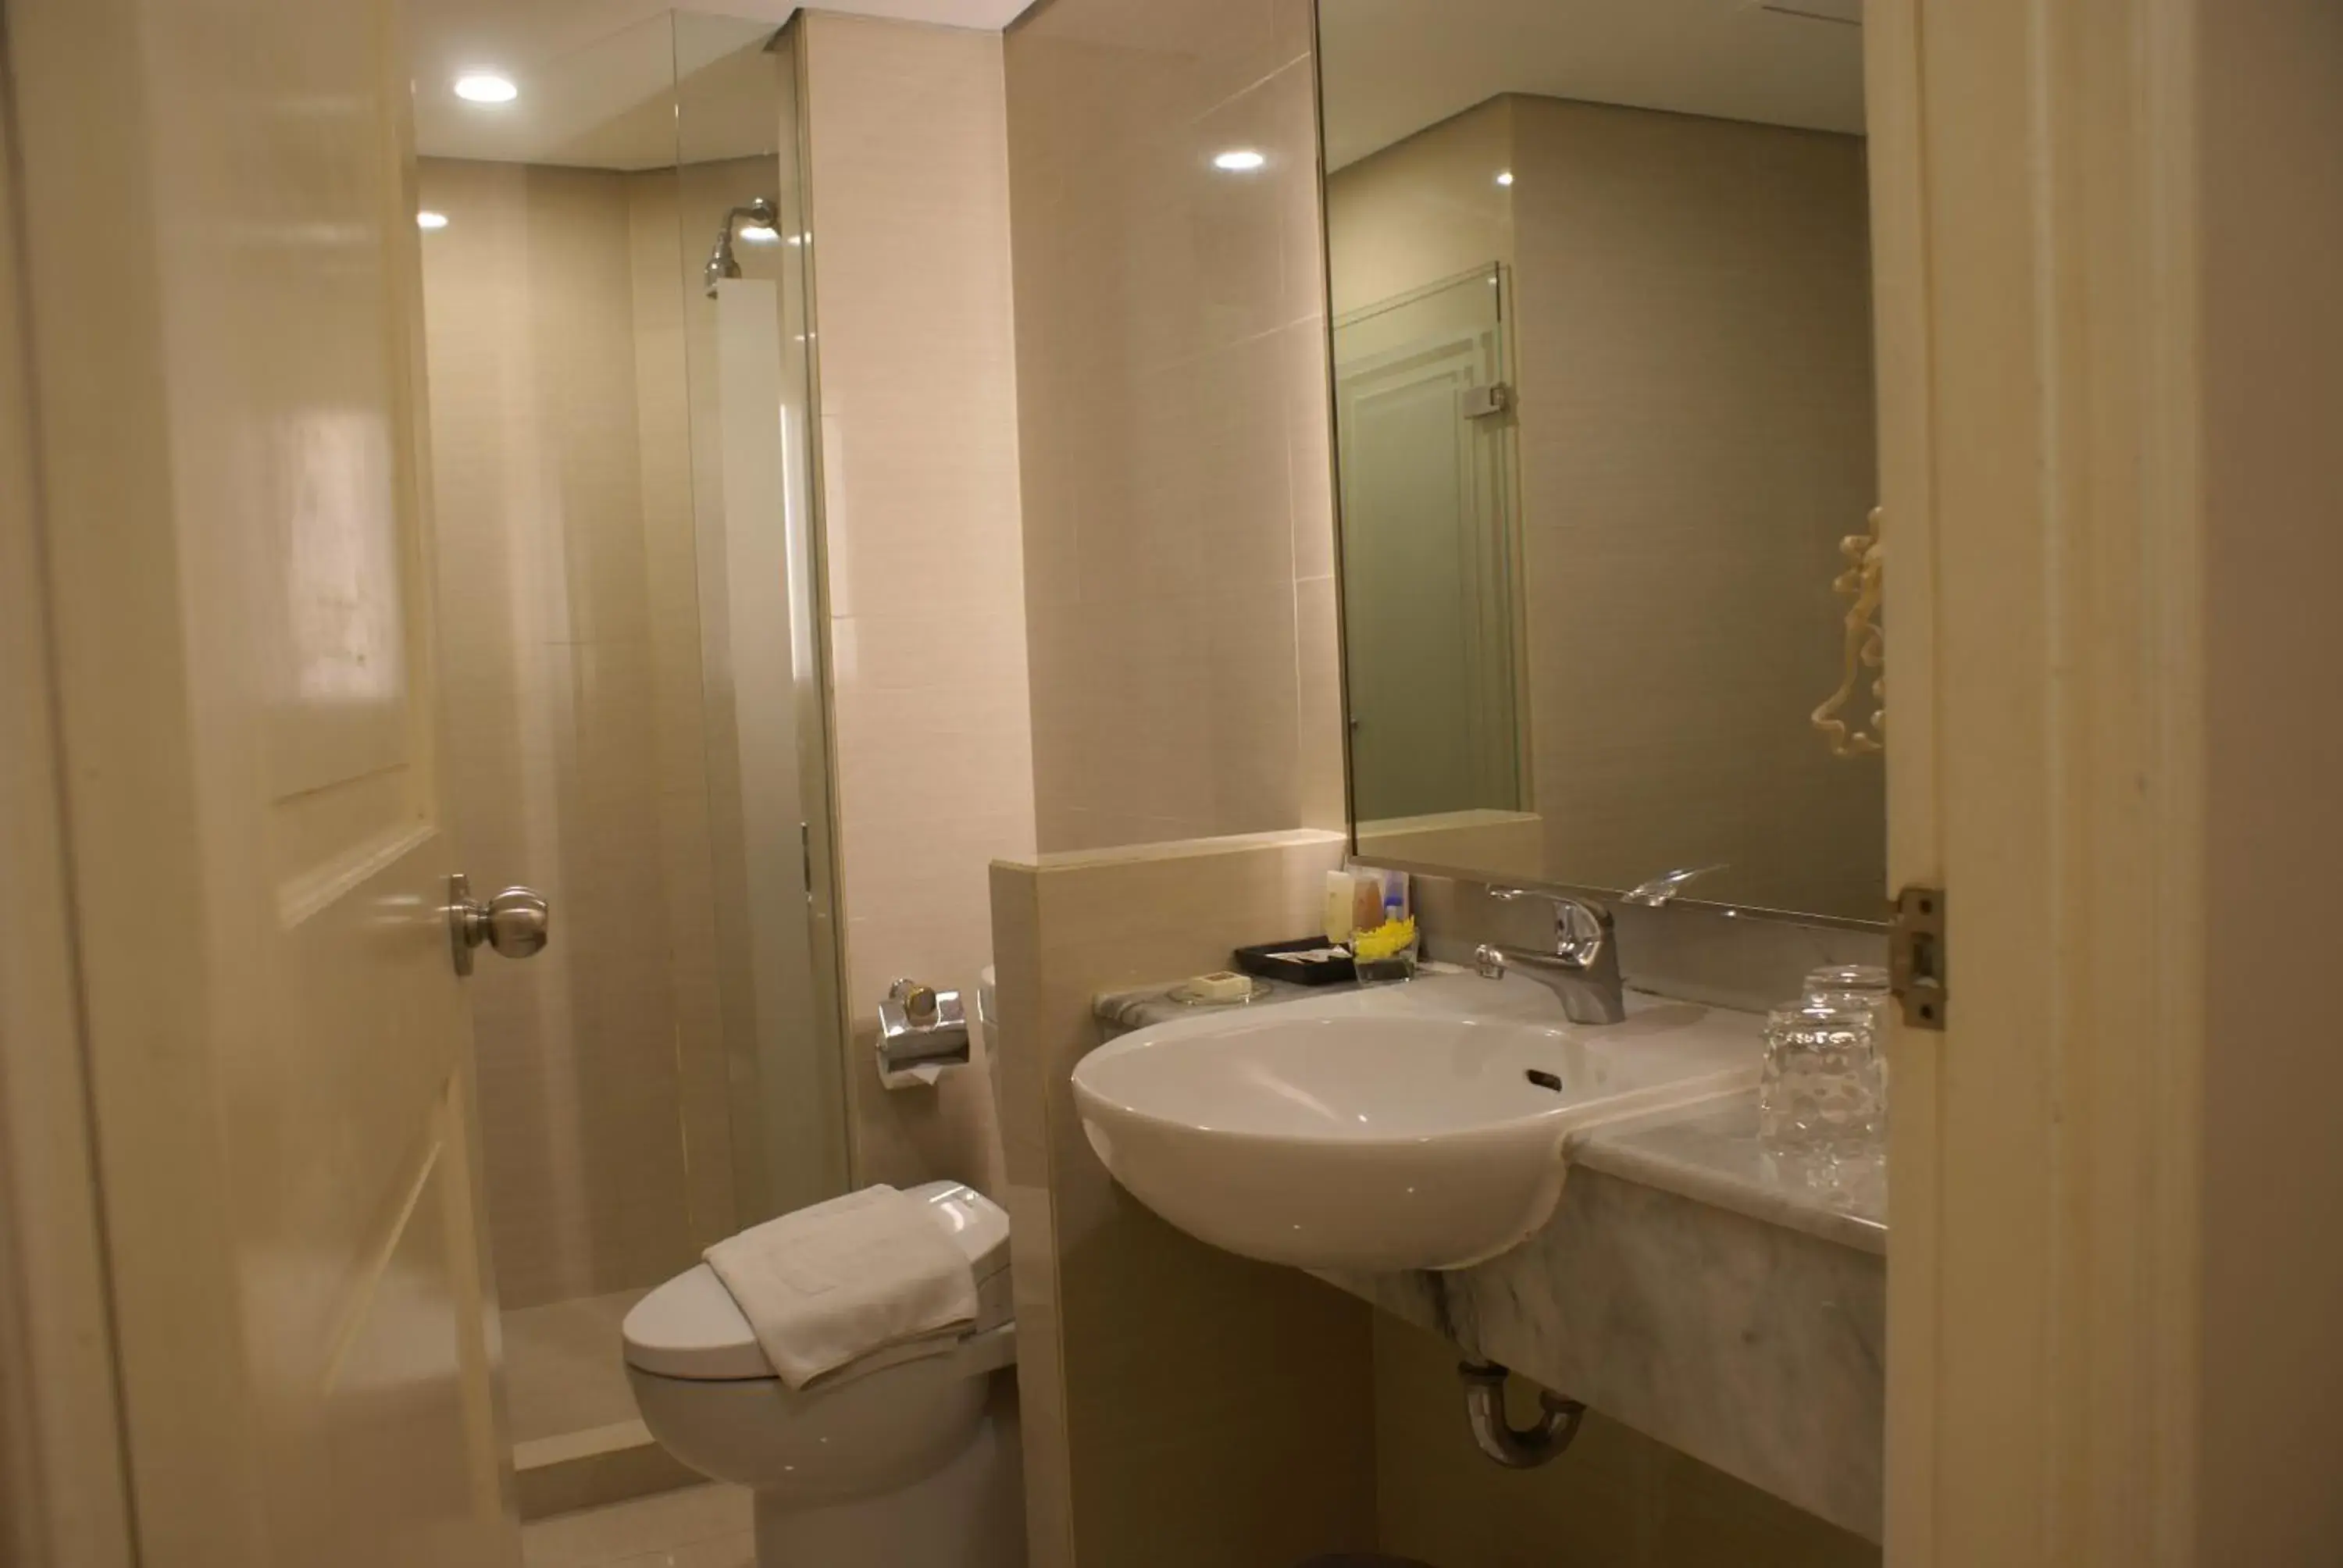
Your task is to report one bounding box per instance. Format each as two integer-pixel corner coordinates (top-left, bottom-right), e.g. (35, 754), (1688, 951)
(623, 1181), (1010, 1381)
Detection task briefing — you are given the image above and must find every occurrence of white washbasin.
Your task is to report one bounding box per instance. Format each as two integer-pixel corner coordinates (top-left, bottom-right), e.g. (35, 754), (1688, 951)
(1071, 972), (1760, 1272)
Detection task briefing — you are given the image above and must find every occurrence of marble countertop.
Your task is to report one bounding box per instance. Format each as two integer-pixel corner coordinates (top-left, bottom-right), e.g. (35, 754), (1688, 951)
(1093, 976), (1886, 1256)
(1093, 974), (1318, 1032)
(1569, 1097), (1885, 1256)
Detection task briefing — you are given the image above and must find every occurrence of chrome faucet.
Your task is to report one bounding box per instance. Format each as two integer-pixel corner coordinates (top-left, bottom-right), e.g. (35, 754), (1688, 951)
(1472, 888), (1628, 1025)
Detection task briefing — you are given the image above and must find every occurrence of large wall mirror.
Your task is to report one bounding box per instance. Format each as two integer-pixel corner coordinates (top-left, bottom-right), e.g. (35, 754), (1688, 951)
(1318, 0), (1885, 925)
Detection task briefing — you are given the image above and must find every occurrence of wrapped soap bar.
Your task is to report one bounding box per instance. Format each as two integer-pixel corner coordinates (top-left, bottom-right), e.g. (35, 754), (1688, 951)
(1187, 971), (1254, 1002)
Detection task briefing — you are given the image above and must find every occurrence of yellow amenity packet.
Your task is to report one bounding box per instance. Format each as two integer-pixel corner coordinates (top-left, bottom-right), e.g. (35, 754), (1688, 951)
(1351, 915), (1417, 963)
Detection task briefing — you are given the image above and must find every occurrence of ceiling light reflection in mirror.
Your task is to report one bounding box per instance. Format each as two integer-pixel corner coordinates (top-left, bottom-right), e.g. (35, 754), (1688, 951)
(453, 71), (519, 104)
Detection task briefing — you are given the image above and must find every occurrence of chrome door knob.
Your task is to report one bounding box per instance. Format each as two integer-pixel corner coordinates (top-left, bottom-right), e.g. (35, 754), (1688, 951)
(447, 873), (551, 975)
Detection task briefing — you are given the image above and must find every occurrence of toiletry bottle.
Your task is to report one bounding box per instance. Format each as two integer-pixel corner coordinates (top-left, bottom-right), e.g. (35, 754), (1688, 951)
(1323, 871), (1354, 947)
(1350, 870), (1383, 937)
(1380, 868), (1410, 925)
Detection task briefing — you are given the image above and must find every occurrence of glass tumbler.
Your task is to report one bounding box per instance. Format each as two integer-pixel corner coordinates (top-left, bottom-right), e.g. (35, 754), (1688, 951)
(1804, 963), (1892, 1028)
(1805, 962), (1893, 1103)
(1759, 1000), (1883, 1161)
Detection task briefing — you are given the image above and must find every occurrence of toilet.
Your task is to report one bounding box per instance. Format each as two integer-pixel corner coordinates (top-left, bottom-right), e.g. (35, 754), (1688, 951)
(623, 968), (1020, 1566)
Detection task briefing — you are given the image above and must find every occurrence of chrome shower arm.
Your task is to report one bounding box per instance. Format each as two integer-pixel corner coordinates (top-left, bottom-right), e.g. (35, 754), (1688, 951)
(704, 197), (779, 298)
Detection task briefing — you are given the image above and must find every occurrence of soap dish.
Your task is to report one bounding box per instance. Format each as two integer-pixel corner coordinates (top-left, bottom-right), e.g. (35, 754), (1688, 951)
(1167, 975), (1273, 1007)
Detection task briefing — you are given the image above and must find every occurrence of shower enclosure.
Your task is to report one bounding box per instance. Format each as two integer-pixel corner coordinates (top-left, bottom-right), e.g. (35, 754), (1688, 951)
(409, 10), (844, 1513)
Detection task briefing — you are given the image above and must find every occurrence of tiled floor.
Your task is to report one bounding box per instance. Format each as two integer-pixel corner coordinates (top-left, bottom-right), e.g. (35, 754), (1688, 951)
(521, 1483), (754, 1568)
(505, 1288), (654, 1445)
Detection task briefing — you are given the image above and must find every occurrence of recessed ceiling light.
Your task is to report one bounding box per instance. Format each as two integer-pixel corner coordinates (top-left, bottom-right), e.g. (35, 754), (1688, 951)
(454, 72), (518, 105)
(1496, 170), (1514, 187)
(1213, 148), (1267, 172)
(739, 223), (780, 244)
(415, 210), (449, 230)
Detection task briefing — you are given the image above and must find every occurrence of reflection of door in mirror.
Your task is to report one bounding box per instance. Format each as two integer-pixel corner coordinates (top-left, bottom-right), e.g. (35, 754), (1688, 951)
(1335, 266), (1526, 829)
(1319, 5), (1885, 925)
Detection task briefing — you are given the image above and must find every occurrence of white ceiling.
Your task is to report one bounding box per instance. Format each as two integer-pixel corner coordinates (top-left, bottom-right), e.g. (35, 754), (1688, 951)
(407, 0), (1039, 169)
(1318, 0), (1865, 170)
(408, 0), (1863, 175)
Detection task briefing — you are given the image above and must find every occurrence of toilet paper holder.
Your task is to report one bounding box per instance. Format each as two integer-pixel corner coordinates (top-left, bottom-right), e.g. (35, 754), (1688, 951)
(877, 978), (970, 1085)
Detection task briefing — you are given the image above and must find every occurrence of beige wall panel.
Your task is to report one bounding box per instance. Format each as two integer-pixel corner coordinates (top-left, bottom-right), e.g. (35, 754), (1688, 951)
(1508, 97), (1881, 918)
(1326, 97), (1517, 318)
(1006, 0), (1340, 855)
(2197, 0), (2343, 1558)
(801, 15), (1037, 1195)
(987, 830), (1374, 1568)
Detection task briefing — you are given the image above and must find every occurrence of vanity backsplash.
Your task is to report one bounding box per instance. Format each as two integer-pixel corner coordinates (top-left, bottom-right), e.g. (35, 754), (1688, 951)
(1407, 868), (1889, 1017)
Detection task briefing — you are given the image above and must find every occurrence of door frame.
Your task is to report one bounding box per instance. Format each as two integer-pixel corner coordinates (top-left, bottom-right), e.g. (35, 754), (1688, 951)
(1870, 0), (2205, 1563)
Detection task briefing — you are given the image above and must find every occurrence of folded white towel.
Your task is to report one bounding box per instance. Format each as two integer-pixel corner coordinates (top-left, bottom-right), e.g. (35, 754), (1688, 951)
(703, 1185), (979, 1390)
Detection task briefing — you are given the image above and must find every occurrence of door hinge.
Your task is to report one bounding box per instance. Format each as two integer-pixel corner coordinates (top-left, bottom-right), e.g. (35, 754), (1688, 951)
(1890, 885), (1946, 1031)
(801, 821), (814, 896)
(1461, 381), (1512, 419)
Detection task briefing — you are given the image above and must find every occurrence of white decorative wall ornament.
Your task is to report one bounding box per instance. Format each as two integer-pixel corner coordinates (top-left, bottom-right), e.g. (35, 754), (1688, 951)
(1812, 506), (1885, 759)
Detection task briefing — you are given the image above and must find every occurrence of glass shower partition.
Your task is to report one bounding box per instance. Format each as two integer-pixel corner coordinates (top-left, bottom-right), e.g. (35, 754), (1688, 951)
(410, 7), (847, 1516)
(671, 9), (850, 1248)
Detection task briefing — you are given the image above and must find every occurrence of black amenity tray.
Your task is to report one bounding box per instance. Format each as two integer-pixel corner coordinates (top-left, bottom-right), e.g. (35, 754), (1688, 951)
(1232, 936), (1356, 986)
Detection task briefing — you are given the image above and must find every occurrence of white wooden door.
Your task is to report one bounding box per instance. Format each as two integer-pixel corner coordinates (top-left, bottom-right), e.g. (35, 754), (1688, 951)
(5, 0), (517, 1563)
(1867, 0), (2220, 1563)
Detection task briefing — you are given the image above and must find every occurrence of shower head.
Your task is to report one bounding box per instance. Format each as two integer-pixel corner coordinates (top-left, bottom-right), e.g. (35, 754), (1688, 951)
(704, 198), (779, 298)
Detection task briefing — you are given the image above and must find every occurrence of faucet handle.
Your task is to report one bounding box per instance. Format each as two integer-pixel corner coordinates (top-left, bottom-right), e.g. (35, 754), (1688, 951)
(1488, 887), (1610, 963)
(1619, 864), (1728, 907)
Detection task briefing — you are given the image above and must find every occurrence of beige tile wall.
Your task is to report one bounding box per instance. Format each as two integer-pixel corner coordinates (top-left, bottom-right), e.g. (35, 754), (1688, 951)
(988, 830), (1375, 1568)
(419, 159), (723, 1309)
(1325, 96), (1517, 319)
(800, 14), (1037, 1196)
(1004, 0), (1345, 854)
